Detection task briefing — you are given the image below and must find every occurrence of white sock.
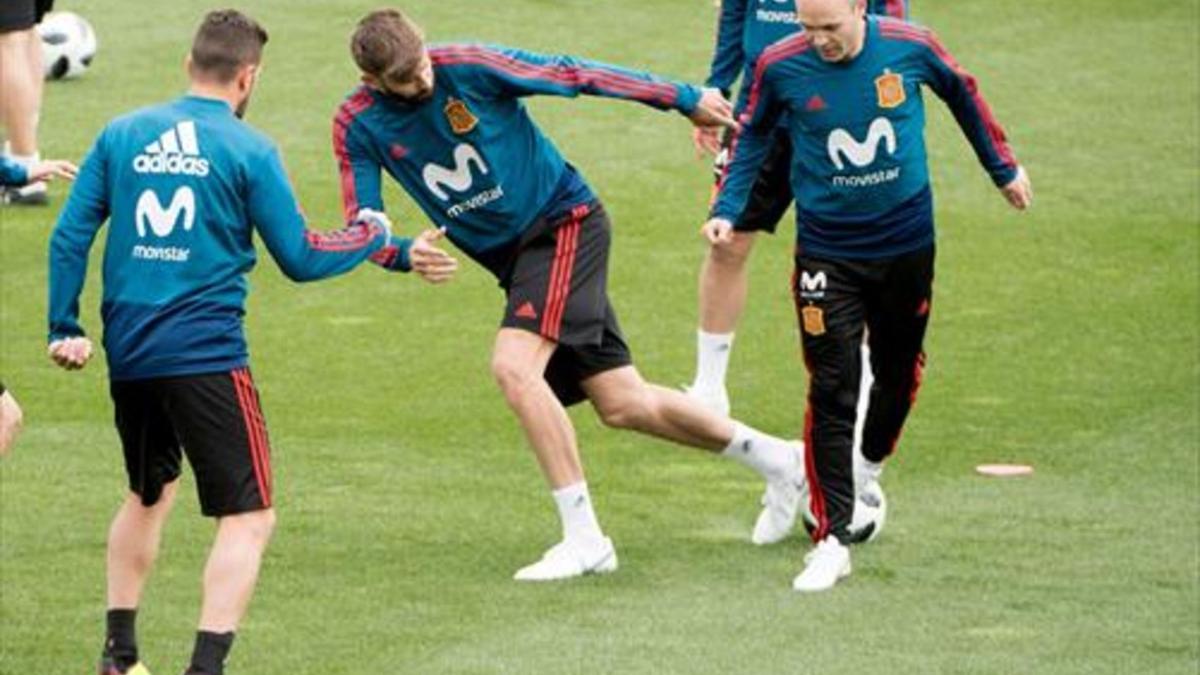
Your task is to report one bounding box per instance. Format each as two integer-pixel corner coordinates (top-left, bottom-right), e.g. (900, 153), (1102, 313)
(721, 422), (794, 481)
(693, 330), (734, 391)
(552, 481), (604, 544)
(856, 459), (883, 489)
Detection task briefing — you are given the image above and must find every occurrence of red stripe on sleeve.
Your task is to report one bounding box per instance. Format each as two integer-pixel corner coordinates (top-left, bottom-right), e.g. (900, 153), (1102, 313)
(432, 46), (677, 107)
(881, 24), (1017, 169)
(332, 88), (376, 223)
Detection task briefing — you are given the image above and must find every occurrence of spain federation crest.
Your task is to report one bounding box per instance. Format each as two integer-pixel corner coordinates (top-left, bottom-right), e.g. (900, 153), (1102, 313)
(875, 70), (906, 109)
(444, 98), (478, 135)
(801, 305), (826, 336)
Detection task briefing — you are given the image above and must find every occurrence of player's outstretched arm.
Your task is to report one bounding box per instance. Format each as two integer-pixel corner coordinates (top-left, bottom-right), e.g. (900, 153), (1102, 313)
(249, 147), (390, 282)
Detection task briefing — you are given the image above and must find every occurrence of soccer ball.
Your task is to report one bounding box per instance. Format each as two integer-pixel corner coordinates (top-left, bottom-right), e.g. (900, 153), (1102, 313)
(38, 12), (97, 80)
(802, 481), (887, 544)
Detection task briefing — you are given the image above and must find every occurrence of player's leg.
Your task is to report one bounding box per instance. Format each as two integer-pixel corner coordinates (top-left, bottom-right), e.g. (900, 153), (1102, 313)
(101, 379), (185, 674)
(497, 205), (617, 581)
(583, 356), (806, 546)
(0, 1), (47, 205)
(165, 369), (277, 675)
(791, 255), (866, 591)
(859, 244), (935, 486)
(688, 129), (793, 414)
(690, 230), (756, 414)
(492, 327), (583, 488)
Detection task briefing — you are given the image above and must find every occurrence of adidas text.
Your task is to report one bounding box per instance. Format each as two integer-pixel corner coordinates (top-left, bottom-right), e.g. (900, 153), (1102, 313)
(133, 153), (210, 177)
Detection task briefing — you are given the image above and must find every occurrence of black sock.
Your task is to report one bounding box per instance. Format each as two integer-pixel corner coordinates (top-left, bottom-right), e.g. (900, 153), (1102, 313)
(189, 630), (235, 675)
(103, 608), (138, 667)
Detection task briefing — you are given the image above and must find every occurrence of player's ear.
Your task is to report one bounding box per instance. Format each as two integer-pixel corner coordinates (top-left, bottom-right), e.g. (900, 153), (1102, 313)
(361, 72), (381, 90)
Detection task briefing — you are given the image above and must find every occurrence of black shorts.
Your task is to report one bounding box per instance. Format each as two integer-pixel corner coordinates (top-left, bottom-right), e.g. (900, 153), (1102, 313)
(0, 0), (53, 32)
(714, 125), (794, 234)
(501, 202), (633, 406)
(110, 368), (273, 517)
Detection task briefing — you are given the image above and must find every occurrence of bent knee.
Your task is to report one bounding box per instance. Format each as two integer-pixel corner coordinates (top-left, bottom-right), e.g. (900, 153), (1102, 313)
(491, 357), (540, 397)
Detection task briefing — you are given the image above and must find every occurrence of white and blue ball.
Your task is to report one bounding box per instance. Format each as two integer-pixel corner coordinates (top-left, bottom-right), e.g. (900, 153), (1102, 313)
(38, 12), (97, 80)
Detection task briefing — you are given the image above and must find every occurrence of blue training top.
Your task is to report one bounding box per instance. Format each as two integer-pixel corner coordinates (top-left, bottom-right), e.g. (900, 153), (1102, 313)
(713, 17), (1018, 260)
(334, 44), (702, 274)
(48, 95), (392, 380)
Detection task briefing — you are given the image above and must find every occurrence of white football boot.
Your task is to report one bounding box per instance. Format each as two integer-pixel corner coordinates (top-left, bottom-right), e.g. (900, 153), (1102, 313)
(792, 535), (851, 592)
(513, 536), (618, 582)
(751, 441), (807, 545)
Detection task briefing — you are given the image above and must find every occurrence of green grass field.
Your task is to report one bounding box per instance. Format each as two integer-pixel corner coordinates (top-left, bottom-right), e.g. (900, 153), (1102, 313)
(2, 1), (1197, 673)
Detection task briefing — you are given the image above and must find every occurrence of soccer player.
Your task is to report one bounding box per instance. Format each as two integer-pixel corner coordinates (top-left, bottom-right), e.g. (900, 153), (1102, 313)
(335, 9), (807, 581)
(47, 11), (454, 675)
(706, 0), (1031, 591)
(0, 0), (54, 205)
(688, 0), (910, 415)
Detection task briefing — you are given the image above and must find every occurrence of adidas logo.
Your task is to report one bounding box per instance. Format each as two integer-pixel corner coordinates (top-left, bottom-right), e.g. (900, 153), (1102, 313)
(514, 301), (538, 320)
(132, 120), (210, 177)
(805, 95), (828, 112)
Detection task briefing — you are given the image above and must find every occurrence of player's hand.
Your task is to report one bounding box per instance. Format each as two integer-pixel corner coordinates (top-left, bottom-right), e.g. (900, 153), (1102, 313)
(27, 159), (78, 183)
(689, 88), (738, 132)
(1001, 166), (1032, 211)
(691, 126), (722, 158)
(700, 217), (735, 245)
(410, 227), (458, 284)
(48, 336), (93, 371)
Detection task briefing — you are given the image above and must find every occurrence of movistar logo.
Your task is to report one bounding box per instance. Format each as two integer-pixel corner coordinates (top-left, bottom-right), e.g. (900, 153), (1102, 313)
(135, 186), (195, 238)
(423, 143), (488, 200)
(132, 120), (210, 177)
(799, 271), (827, 293)
(827, 117), (896, 170)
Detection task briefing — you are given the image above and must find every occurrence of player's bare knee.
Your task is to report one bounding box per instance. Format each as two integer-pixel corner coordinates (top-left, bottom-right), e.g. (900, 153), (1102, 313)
(491, 356), (537, 399)
(228, 508), (276, 543)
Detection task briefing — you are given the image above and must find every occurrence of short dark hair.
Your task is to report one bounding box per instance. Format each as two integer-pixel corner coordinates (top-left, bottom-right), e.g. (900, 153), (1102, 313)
(351, 9), (425, 81)
(189, 9), (269, 83)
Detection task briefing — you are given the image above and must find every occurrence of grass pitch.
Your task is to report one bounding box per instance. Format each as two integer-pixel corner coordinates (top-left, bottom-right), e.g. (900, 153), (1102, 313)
(1, 1), (1197, 673)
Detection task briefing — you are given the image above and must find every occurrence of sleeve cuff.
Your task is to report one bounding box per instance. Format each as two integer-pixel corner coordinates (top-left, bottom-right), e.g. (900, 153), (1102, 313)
(675, 84), (702, 116)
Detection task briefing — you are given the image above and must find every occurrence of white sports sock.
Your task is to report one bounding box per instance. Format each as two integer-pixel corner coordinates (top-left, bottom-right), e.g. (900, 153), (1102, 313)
(552, 481), (604, 543)
(721, 422), (794, 480)
(693, 330), (734, 391)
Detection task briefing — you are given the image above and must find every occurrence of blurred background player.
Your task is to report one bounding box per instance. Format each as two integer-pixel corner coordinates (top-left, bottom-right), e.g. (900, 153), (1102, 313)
(706, 0), (1031, 591)
(687, 0), (910, 416)
(1, 154), (75, 459)
(337, 8), (807, 581)
(47, 10), (453, 674)
(0, 0), (53, 205)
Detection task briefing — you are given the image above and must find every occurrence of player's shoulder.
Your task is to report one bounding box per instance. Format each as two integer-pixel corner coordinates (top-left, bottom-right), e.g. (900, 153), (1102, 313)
(875, 16), (938, 50)
(333, 85), (378, 130)
(756, 32), (813, 73)
(428, 42), (511, 69)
